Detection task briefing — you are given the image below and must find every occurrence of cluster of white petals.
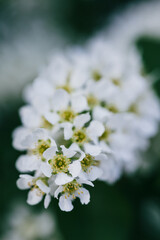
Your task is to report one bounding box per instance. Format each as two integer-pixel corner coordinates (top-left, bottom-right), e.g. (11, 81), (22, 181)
(13, 38), (160, 212)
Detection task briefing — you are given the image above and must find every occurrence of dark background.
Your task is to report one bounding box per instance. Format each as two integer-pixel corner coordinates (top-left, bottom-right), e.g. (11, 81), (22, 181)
(0, 0), (160, 239)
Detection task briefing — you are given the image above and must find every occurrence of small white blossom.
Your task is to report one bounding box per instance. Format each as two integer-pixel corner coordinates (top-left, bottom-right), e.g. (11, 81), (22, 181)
(62, 113), (105, 147)
(55, 179), (92, 212)
(17, 174), (51, 208)
(41, 143), (84, 185)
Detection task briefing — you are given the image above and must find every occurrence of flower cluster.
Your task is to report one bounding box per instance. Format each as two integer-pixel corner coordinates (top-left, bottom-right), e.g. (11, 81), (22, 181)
(13, 39), (160, 211)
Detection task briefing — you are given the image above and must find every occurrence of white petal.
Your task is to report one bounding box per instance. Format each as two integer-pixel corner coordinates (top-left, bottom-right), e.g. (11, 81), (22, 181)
(27, 189), (43, 205)
(78, 179), (94, 187)
(19, 105), (41, 129)
(71, 95), (88, 113)
(68, 143), (81, 152)
(36, 180), (50, 194)
(32, 95), (50, 114)
(52, 89), (69, 111)
(78, 171), (88, 180)
(49, 178), (58, 196)
(24, 78), (53, 102)
(86, 120), (105, 139)
(68, 143), (85, 161)
(16, 175), (33, 189)
(68, 161), (81, 178)
(60, 145), (76, 158)
(134, 118), (158, 138)
(43, 146), (57, 160)
(92, 106), (111, 122)
(40, 162), (52, 177)
(22, 129), (49, 149)
(99, 155), (122, 184)
(16, 179), (30, 190)
(12, 127), (30, 150)
(16, 155), (39, 172)
(75, 187), (90, 205)
(78, 151), (86, 161)
(19, 174), (34, 179)
(73, 113), (91, 129)
(84, 143), (101, 156)
(70, 67), (87, 89)
(87, 166), (103, 181)
(50, 138), (57, 147)
(21, 133), (35, 149)
(44, 112), (60, 125)
(33, 128), (48, 141)
(44, 194), (51, 209)
(55, 173), (74, 185)
(54, 186), (63, 199)
(59, 195), (73, 212)
(61, 122), (73, 140)
(99, 141), (113, 154)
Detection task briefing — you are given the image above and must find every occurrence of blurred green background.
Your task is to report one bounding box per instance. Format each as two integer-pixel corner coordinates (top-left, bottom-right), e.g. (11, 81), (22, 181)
(0, 0), (160, 239)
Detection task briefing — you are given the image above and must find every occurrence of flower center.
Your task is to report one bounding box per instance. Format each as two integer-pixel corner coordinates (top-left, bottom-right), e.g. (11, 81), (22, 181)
(63, 180), (81, 195)
(60, 108), (76, 122)
(57, 84), (73, 93)
(32, 139), (51, 156)
(81, 154), (100, 172)
(92, 70), (102, 81)
(112, 78), (121, 86)
(72, 129), (87, 144)
(128, 104), (138, 114)
(107, 104), (118, 113)
(41, 116), (53, 129)
(87, 94), (99, 108)
(99, 128), (112, 141)
(49, 154), (71, 174)
(57, 73), (73, 93)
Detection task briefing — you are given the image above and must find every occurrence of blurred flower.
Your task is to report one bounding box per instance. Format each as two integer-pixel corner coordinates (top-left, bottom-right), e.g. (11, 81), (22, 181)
(102, 0), (160, 49)
(1, 203), (62, 240)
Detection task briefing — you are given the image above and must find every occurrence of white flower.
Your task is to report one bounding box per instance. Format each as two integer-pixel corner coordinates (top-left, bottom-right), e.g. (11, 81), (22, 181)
(44, 89), (89, 125)
(17, 128), (56, 153)
(40, 52), (87, 93)
(62, 112), (105, 147)
(79, 153), (103, 181)
(19, 95), (56, 131)
(78, 148), (121, 183)
(14, 128), (58, 175)
(41, 143), (84, 185)
(54, 179), (92, 212)
(17, 174), (51, 208)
